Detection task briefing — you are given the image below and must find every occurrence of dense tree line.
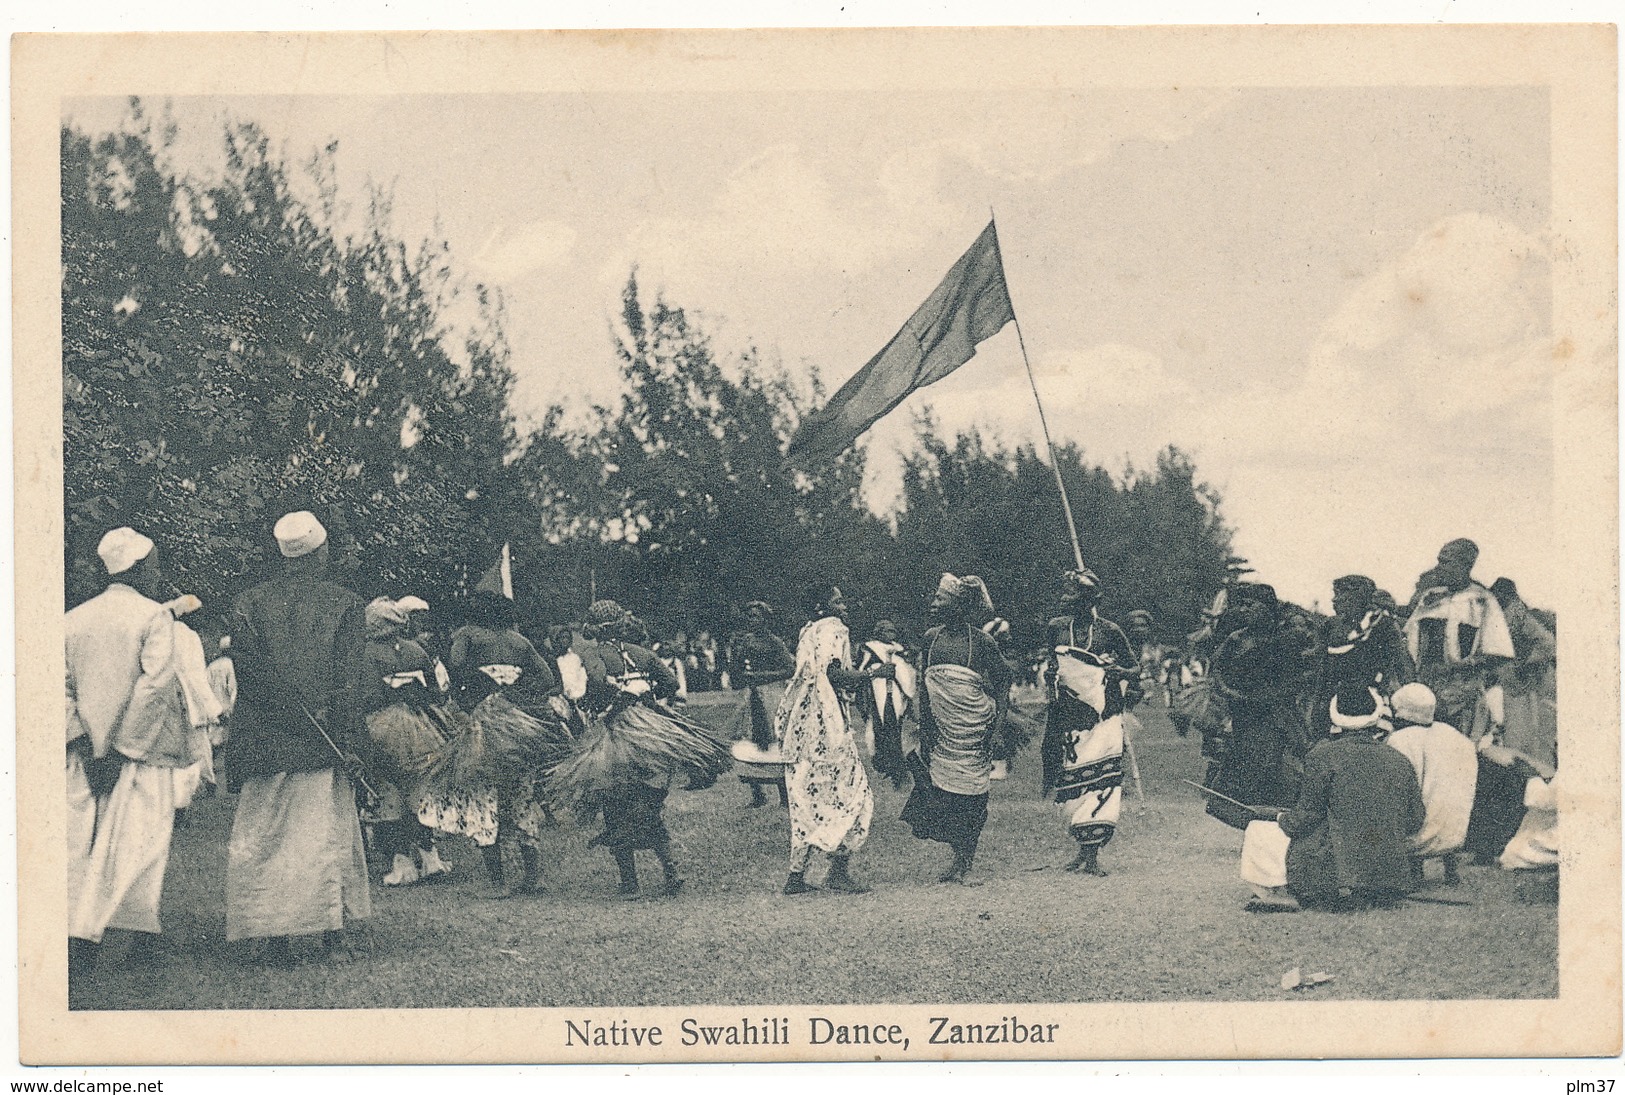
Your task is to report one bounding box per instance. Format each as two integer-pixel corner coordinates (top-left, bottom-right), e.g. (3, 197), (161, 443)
(63, 105), (1241, 646)
(63, 105), (519, 609)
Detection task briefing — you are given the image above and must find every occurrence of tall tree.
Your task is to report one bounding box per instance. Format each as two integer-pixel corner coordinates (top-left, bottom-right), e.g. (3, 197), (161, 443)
(62, 104), (520, 608)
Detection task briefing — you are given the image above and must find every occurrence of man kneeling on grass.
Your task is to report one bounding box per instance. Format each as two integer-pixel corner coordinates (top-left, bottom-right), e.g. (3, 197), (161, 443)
(1238, 684), (1425, 912)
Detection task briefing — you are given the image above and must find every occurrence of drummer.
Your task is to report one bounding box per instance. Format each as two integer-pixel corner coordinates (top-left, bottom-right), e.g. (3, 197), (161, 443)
(726, 601), (796, 807)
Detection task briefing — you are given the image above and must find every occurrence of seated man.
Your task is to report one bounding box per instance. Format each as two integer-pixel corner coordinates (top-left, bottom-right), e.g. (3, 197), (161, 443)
(1499, 771), (1558, 876)
(1239, 684), (1425, 911)
(1384, 683), (1477, 885)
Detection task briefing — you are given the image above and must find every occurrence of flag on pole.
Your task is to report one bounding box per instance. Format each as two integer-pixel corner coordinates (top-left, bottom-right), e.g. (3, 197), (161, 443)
(475, 542), (513, 599)
(788, 220), (1016, 461)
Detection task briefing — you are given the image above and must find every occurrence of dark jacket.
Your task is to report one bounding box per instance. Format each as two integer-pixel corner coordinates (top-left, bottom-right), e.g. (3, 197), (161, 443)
(227, 573), (366, 785)
(361, 633), (437, 715)
(1281, 731), (1425, 900)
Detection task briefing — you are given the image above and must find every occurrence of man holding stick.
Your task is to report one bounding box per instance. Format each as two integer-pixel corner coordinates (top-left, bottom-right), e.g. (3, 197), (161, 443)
(1232, 684), (1424, 912)
(1040, 568), (1141, 877)
(225, 511), (372, 965)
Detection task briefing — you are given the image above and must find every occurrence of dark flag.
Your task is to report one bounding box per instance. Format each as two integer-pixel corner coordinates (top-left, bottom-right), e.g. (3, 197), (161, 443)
(787, 220), (1016, 461)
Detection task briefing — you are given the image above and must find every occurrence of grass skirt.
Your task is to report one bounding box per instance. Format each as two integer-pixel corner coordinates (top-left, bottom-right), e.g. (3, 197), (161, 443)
(366, 703), (447, 786)
(414, 695), (568, 848)
(546, 702), (732, 814)
(420, 693), (574, 798)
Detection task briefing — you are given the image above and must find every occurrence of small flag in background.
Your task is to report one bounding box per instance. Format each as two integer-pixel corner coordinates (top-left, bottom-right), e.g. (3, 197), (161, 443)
(475, 542), (513, 599)
(788, 220), (1016, 462)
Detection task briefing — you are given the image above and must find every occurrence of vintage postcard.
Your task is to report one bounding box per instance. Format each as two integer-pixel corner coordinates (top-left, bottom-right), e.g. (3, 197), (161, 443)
(12, 25), (1619, 1065)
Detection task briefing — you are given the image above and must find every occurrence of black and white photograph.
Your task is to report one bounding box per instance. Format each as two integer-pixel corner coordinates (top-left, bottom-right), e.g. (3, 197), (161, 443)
(12, 23), (1619, 1067)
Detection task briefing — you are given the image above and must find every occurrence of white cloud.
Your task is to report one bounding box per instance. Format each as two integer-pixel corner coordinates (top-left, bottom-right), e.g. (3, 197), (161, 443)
(1191, 213), (1556, 468)
(1176, 213), (1556, 606)
(469, 219), (579, 282)
(950, 88), (1237, 185)
(1028, 343), (1192, 411)
(601, 90), (1238, 341)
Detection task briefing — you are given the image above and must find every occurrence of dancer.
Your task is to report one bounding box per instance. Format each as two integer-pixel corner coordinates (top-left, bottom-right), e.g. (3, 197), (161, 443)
(726, 601), (795, 807)
(1040, 568), (1139, 877)
(777, 583), (882, 896)
(900, 575), (1010, 885)
(418, 590), (572, 898)
(1203, 583), (1309, 830)
(550, 600), (731, 899)
(361, 598), (452, 886)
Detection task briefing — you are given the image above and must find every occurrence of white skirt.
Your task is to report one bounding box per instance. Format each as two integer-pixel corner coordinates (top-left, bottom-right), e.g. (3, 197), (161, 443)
(69, 761), (177, 942)
(227, 769), (371, 941)
(1239, 819), (1291, 889)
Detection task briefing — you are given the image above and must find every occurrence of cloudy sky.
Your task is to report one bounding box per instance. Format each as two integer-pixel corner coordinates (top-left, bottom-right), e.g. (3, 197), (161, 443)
(64, 84), (1554, 610)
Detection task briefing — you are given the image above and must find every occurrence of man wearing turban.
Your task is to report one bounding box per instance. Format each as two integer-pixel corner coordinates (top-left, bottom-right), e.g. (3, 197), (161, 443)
(65, 528), (194, 979)
(1239, 685), (1425, 911)
(225, 511), (371, 965)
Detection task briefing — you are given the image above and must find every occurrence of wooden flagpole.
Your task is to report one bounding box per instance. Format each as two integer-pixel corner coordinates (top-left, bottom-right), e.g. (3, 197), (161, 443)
(992, 211), (1086, 572)
(995, 211), (1145, 808)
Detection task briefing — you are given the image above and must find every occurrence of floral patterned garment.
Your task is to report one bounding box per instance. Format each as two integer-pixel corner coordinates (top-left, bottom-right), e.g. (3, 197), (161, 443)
(776, 615), (873, 866)
(415, 776), (546, 849)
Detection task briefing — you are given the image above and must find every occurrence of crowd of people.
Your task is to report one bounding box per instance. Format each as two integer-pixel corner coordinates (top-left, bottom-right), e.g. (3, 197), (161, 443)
(1183, 538), (1559, 911)
(64, 511), (1560, 982)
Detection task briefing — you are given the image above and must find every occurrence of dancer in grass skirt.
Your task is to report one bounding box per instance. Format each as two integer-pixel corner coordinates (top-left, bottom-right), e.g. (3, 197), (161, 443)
(361, 598), (453, 886)
(548, 600), (731, 900)
(417, 591), (573, 898)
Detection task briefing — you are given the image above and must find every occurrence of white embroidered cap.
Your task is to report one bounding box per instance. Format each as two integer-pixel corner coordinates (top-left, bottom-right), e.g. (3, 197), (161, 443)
(96, 527), (154, 575)
(273, 511), (328, 558)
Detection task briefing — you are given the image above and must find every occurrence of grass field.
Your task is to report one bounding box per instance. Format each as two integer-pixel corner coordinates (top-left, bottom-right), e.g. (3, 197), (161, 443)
(71, 697), (1557, 1010)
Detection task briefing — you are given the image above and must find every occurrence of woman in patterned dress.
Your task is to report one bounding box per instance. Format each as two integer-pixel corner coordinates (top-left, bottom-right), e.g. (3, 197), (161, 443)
(777, 583), (889, 896)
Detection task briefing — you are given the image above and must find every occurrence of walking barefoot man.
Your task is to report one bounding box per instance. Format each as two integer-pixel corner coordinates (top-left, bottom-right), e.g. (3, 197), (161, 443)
(1040, 568), (1141, 877)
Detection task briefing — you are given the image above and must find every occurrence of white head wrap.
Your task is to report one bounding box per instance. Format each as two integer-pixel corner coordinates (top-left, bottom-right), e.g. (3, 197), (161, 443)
(1390, 683), (1438, 726)
(1328, 687), (1384, 733)
(97, 527), (154, 575)
(273, 511), (328, 559)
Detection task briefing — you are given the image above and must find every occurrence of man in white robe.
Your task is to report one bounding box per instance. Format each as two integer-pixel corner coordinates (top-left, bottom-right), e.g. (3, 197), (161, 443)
(66, 528), (193, 975)
(1384, 683), (1478, 885)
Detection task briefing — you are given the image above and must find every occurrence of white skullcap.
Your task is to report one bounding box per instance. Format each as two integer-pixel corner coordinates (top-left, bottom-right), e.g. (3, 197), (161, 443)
(1390, 683), (1437, 726)
(273, 511), (328, 558)
(97, 527), (154, 575)
(395, 595), (430, 614)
